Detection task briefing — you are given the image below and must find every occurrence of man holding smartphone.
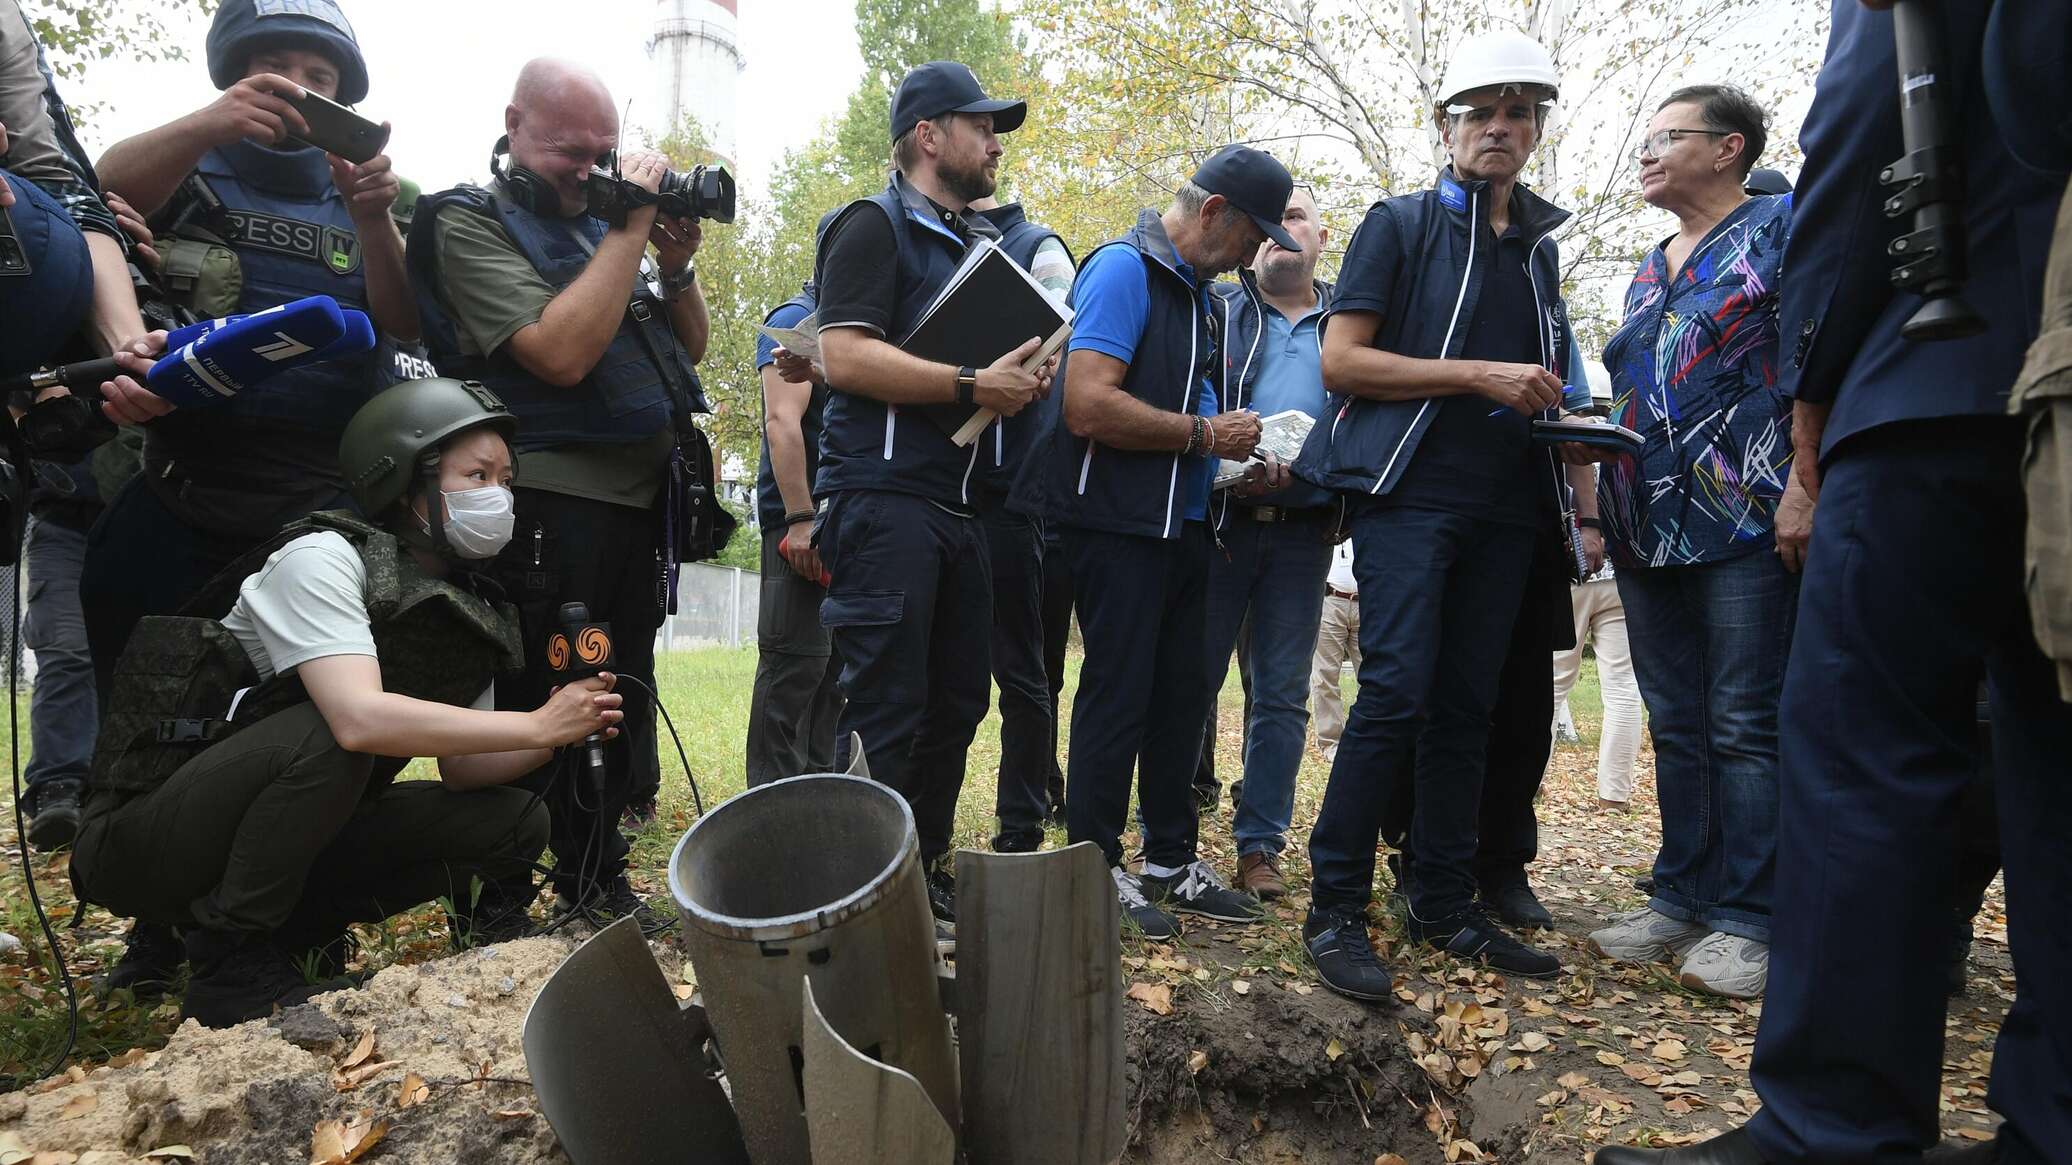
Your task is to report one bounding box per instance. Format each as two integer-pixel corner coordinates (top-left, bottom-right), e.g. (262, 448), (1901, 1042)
(79, 0), (420, 1001)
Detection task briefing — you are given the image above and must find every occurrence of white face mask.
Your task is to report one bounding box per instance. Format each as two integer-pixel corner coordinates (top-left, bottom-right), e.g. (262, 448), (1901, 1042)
(430, 484), (516, 559)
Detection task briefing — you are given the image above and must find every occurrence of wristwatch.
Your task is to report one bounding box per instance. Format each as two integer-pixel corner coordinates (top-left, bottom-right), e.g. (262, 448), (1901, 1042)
(1577, 516), (1604, 531)
(956, 366), (978, 407)
(660, 265), (697, 298)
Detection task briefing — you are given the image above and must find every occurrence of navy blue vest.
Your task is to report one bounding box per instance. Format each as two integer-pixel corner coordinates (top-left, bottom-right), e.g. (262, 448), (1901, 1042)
(974, 203), (1070, 500)
(164, 140), (377, 431)
(753, 288), (827, 527)
(408, 185), (699, 451)
(1017, 210), (1217, 541)
(812, 177), (982, 507)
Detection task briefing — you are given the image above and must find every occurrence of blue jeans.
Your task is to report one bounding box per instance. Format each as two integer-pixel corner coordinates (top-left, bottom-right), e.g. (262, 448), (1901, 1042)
(24, 517), (97, 792)
(1617, 547), (1797, 943)
(1308, 505), (1533, 919)
(1201, 509), (1332, 857)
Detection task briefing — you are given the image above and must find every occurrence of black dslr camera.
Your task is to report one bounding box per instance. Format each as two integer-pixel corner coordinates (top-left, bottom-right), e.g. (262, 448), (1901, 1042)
(584, 159), (736, 229)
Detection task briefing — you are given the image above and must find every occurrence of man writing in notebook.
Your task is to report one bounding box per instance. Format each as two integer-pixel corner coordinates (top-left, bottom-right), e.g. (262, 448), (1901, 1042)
(812, 61), (1053, 930)
(1018, 145), (1293, 937)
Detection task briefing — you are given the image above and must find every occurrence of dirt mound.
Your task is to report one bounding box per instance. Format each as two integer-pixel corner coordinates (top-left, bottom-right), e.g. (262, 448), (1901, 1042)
(0, 937), (577, 1165)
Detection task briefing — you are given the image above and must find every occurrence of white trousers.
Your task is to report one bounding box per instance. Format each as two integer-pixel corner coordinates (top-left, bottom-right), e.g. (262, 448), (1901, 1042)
(1551, 578), (1645, 802)
(1309, 593), (1361, 762)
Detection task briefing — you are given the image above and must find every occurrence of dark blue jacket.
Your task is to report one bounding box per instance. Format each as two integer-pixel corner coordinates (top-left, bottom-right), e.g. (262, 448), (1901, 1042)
(1293, 169), (1575, 502)
(1017, 210), (1218, 541)
(813, 174), (984, 507)
(1781, 1), (2067, 457)
(974, 202), (1071, 500)
(407, 184), (700, 452)
(167, 141), (380, 431)
(1206, 271), (1337, 528)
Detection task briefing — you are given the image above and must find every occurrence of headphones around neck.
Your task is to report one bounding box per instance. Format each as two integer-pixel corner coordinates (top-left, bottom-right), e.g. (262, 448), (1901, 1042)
(489, 135), (558, 215)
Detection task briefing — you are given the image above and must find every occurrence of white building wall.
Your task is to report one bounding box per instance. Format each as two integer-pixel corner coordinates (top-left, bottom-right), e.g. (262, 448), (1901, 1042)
(649, 0), (742, 163)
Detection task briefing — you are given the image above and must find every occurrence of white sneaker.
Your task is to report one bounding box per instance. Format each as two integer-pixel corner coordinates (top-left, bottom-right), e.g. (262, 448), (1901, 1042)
(1678, 932), (1768, 999)
(1587, 907), (1709, 965)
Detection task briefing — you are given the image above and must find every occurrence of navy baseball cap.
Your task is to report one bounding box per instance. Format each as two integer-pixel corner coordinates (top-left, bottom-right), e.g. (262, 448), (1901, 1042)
(890, 61), (1026, 141)
(1190, 146), (1299, 252)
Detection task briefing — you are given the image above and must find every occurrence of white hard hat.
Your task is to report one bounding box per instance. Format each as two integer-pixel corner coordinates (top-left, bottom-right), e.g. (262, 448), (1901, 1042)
(1437, 29), (1560, 110)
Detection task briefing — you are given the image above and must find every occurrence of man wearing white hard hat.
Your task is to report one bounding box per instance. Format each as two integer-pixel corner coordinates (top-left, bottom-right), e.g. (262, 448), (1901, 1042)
(1292, 29), (1600, 999)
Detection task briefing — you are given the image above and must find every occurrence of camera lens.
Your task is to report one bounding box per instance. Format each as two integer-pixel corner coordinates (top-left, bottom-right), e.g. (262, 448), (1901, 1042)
(656, 164), (736, 224)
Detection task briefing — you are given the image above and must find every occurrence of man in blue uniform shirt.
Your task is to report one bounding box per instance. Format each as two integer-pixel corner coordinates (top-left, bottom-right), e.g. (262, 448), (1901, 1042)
(745, 272), (840, 787)
(1019, 145), (1293, 937)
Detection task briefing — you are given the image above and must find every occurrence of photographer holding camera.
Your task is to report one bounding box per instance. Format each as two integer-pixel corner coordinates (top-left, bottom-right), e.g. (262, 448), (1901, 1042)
(409, 58), (714, 930)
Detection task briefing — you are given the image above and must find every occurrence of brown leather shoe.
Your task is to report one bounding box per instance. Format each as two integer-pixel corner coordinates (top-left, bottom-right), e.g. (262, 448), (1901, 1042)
(1236, 852), (1287, 901)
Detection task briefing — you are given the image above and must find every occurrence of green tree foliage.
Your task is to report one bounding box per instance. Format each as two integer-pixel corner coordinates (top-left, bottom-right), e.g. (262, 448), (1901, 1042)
(29, 0), (219, 119)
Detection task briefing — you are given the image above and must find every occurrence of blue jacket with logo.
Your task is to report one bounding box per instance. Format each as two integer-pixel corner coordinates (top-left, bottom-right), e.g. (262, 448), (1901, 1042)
(1016, 210), (1218, 541)
(812, 174), (985, 507)
(1292, 170), (1581, 540)
(1206, 271), (1337, 529)
(407, 183), (701, 452)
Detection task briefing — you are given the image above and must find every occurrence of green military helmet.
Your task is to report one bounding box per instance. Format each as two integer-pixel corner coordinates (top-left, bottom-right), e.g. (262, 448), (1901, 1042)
(340, 378), (519, 517)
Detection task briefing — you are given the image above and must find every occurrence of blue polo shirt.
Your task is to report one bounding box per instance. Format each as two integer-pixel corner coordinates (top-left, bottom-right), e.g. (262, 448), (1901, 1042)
(1248, 302), (1325, 419)
(1068, 244), (1220, 522)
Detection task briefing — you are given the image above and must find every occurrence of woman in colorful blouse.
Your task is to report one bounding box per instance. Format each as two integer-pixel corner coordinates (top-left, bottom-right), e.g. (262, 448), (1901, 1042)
(1586, 84), (1814, 1002)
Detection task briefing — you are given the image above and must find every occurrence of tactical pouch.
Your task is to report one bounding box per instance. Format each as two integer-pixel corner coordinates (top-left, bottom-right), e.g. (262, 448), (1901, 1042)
(89, 616), (268, 796)
(157, 235), (243, 320)
(670, 422), (737, 564)
(2013, 180), (2072, 702)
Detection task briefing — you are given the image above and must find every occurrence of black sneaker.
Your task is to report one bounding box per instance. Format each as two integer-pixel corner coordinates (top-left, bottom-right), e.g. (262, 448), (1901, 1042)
(990, 830), (1042, 855)
(181, 929), (355, 1029)
(25, 778), (82, 852)
(1111, 867), (1179, 939)
(96, 921), (184, 1003)
(1481, 880), (1553, 931)
(559, 875), (676, 936)
(1407, 904), (1562, 979)
(1304, 906), (1394, 1002)
(1144, 861), (1263, 923)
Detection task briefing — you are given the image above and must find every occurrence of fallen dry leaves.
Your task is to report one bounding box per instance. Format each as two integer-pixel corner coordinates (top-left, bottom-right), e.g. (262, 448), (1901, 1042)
(310, 1109), (387, 1165)
(1125, 981), (1173, 1016)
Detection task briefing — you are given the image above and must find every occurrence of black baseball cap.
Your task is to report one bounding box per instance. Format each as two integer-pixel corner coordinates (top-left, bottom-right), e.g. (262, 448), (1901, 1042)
(1189, 146), (1299, 252)
(1744, 167), (1793, 197)
(890, 61), (1027, 141)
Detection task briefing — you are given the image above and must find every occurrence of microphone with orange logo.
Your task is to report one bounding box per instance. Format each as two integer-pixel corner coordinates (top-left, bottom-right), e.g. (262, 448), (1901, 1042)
(551, 602), (617, 788)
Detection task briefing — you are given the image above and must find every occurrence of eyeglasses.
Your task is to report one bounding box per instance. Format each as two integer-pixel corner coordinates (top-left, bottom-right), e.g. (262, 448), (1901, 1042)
(1634, 128), (1727, 161)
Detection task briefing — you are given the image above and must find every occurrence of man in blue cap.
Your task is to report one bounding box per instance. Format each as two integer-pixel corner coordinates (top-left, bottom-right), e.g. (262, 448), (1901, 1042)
(1017, 145), (1292, 937)
(79, 0), (418, 1001)
(813, 61), (1051, 929)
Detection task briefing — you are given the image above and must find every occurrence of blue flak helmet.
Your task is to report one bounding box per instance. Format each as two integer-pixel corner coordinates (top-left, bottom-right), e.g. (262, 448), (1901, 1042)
(206, 0), (369, 105)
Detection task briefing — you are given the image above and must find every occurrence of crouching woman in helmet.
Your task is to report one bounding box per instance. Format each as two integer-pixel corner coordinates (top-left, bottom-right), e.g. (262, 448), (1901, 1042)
(70, 378), (620, 1028)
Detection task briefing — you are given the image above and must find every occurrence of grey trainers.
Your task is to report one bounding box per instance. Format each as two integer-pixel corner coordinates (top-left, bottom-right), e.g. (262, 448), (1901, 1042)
(1587, 907), (1709, 965)
(1677, 932), (1768, 999)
